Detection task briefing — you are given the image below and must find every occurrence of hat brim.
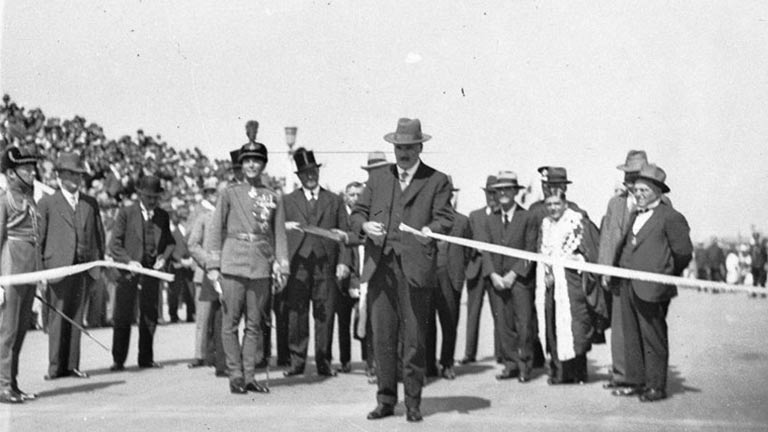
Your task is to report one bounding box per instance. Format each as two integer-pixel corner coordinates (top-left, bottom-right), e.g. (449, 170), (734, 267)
(490, 182), (525, 189)
(636, 176), (670, 194)
(383, 133), (432, 145)
(361, 161), (390, 170)
(542, 179), (572, 185)
(56, 166), (88, 175)
(295, 163), (322, 173)
(137, 189), (164, 197)
(616, 163), (643, 173)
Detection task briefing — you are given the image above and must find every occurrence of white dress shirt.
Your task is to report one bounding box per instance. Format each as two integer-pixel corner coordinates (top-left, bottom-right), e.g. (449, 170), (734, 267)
(396, 160), (420, 190)
(632, 198), (661, 235)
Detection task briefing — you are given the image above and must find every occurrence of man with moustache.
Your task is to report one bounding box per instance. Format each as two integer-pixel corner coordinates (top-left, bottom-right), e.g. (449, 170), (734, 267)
(282, 147), (350, 377)
(352, 118), (454, 423)
(108, 175), (175, 371)
(612, 164), (692, 402)
(39, 152), (104, 381)
(461, 175), (500, 365)
(205, 142), (289, 394)
(480, 171), (538, 383)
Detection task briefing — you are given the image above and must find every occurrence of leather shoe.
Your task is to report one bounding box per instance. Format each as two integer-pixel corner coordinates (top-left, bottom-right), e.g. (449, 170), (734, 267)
(406, 407), (423, 422)
(0, 389), (23, 404)
(317, 368), (338, 377)
(138, 362), (163, 369)
(245, 381), (269, 393)
(44, 372), (64, 380)
(639, 388), (667, 402)
(69, 369), (89, 378)
(459, 357), (475, 365)
(366, 404), (394, 420)
(495, 369), (519, 380)
(283, 367), (304, 377)
(441, 366), (457, 380)
(188, 359), (206, 369)
(518, 365), (530, 383)
(109, 363), (125, 372)
(13, 387), (37, 401)
(337, 362), (352, 373)
(229, 380), (247, 394)
(215, 370), (228, 378)
(612, 386), (644, 397)
(603, 380), (629, 389)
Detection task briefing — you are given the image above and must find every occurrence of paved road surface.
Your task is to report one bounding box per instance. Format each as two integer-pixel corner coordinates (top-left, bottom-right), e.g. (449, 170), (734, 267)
(2, 289), (767, 431)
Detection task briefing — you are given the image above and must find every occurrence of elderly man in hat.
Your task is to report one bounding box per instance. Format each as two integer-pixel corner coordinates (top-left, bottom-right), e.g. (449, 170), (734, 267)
(613, 164), (692, 402)
(0, 147), (43, 403)
(39, 152), (105, 381)
(108, 175), (175, 371)
(351, 118), (453, 422)
(205, 142), (289, 394)
(479, 171), (539, 383)
(461, 174), (501, 365)
(281, 147), (350, 377)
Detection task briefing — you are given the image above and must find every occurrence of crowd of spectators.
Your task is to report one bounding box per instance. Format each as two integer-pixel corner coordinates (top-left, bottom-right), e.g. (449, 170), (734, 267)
(690, 232), (768, 290)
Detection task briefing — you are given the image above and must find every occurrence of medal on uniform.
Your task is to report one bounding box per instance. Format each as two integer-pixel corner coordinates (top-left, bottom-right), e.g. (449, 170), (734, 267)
(631, 235), (637, 247)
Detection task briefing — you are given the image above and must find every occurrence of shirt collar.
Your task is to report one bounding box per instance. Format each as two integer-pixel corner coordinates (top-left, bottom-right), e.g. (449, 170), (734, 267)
(139, 201), (154, 220)
(303, 186), (321, 200)
(59, 184), (79, 204)
(201, 199), (215, 211)
(500, 204), (516, 219)
(396, 159), (420, 180)
(638, 198), (661, 213)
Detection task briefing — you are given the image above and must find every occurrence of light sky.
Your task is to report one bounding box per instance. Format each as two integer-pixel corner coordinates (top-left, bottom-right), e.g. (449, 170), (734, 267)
(2, 1), (768, 242)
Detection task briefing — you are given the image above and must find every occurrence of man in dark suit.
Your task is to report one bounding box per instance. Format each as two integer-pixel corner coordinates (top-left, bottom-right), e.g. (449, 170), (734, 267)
(168, 207), (195, 323)
(108, 175), (175, 371)
(426, 180), (471, 379)
(480, 171), (538, 383)
(461, 175), (499, 365)
(612, 164), (692, 402)
(282, 148), (350, 377)
(39, 152), (105, 380)
(351, 118), (454, 423)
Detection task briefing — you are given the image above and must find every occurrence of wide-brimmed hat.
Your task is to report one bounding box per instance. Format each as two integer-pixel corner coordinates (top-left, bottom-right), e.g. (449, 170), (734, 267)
(616, 150), (648, 172)
(136, 175), (164, 197)
(229, 149), (241, 168)
(537, 166), (572, 184)
(55, 151), (88, 174)
(383, 118), (432, 145)
(202, 177), (218, 192)
(482, 175), (498, 191)
(490, 171), (524, 189)
(635, 163), (670, 193)
(293, 147), (321, 172)
(361, 151), (390, 171)
(238, 142), (268, 164)
(1, 147), (40, 174)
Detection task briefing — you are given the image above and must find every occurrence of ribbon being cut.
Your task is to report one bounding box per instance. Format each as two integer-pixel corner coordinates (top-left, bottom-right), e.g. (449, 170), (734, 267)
(0, 260), (175, 287)
(398, 223), (763, 296)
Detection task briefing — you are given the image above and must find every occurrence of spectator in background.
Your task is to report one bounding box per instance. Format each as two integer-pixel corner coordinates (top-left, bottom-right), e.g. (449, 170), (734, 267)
(750, 233), (767, 287)
(704, 236), (726, 282)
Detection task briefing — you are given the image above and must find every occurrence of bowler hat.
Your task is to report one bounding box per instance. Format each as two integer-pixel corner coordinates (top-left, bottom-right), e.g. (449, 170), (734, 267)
(55, 152), (88, 174)
(229, 149), (241, 168)
(635, 163), (670, 193)
(537, 166), (572, 184)
(490, 171), (524, 189)
(361, 151), (390, 171)
(293, 147), (321, 172)
(202, 177), (218, 192)
(383, 118), (432, 145)
(616, 150), (648, 172)
(136, 175), (164, 197)
(1, 147), (40, 174)
(238, 142), (268, 164)
(482, 175), (498, 191)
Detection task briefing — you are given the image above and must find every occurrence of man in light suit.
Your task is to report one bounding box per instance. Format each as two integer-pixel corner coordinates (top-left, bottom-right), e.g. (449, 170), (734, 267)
(352, 118), (454, 423)
(39, 152), (104, 380)
(461, 175), (499, 365)
(480, 171), (538, 383)
(282, 148), (350, 377)
(612, 164), (692, 402)
(108, 175), (175, 371)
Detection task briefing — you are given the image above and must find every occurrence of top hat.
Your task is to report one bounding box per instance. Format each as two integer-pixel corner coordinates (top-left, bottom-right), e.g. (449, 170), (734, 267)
(490, 171), (524, 189)
(136, 175), (164, 197)
(635, 163), (670, 193)
(202, 177), (218, 192)
(483, 175), (498, 191)
(55, 151), (88, 174)
(383, 118), (432, 145)
(1, 146), (40, 174)
(361, 151), (390, 171)
(229, 149), (241, 168)
(293, 147), (321, 172)
(616, 150), (648, 172)
(238, 142), (268, 163)
(537, 166), (572, 184)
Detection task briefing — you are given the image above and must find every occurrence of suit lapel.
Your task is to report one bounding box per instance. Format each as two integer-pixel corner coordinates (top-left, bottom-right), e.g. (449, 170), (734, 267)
(313, 189), (331, 225)
(489, 212), (504, 245)
(632, 206), (663, 248)
(400, 163), (429, 205)
(55, 191), (76, 229)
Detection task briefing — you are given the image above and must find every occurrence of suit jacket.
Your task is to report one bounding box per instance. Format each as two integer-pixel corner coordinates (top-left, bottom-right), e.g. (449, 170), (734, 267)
(464, 206), (491, 282)
(437, 211), (471, 291)
(39, 189), (105, 279)
(283, 188), (349, 266)
(108, 202), (175, 268)
(351, 162), (454, 288)
(618, 201), (693, 303)
(480, 206), (537, 286)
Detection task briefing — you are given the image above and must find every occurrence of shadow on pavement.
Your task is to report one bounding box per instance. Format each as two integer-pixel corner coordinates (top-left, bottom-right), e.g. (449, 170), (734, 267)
(38, 380), (126, 398)
(667, 366), (700, 397)
(455, 363), (494, 378)
(421, 395), (491, 417)
(86, 358), (198, 377)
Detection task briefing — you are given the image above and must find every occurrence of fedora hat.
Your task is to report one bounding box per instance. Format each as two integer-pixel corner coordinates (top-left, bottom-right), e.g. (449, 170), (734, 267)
(136, 175), (164, 197)
(229, 149), (241, 168)
(361, 151), (390, 171)
(55, 151), (88, 174)
(490, 171), (524, 189)
(635, 163), (670, 193)
(238, 142), (268, 163)
(1, 146), (40, 174)
(537, 166), (572, 184)
(383, 118), (431, 145)
(616, 150), (648, 172)
(293, 147), (321, 172)
(482, 175), (498, 191)
(202, 177), (218, 192)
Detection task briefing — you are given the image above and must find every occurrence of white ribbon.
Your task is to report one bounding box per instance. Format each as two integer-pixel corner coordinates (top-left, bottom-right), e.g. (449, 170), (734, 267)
(0, 260), (175, 287)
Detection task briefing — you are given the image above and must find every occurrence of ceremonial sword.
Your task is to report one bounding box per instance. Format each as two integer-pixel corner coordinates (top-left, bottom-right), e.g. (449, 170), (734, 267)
(35, 293), (110, 352)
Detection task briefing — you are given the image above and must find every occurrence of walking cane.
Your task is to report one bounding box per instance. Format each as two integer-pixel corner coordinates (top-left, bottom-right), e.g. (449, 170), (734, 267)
(35, 294), (110, 353)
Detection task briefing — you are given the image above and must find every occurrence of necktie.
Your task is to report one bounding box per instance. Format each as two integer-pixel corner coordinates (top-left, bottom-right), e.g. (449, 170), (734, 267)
(399, 171), (408, 190)
(503, 214), (509, 227)
(308, 191), (316, 212)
